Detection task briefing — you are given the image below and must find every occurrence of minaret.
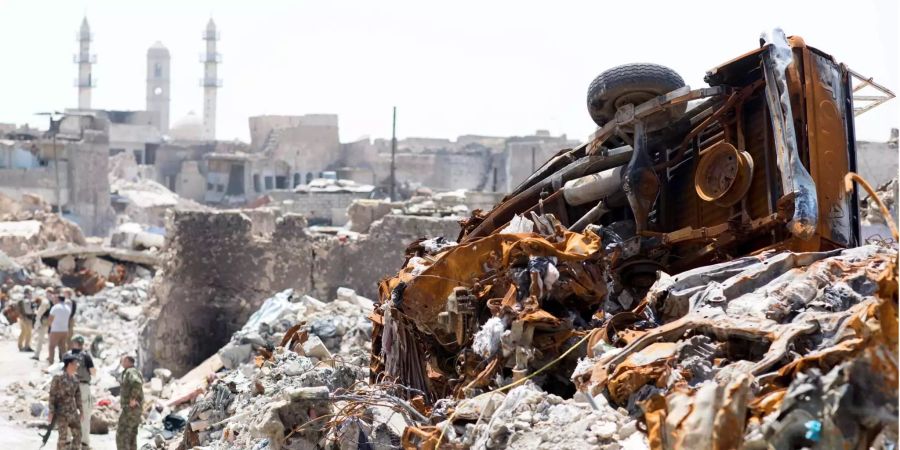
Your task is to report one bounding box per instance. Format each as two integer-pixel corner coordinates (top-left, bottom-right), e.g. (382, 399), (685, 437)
(146, 42), (171, 132)
(201, 18), (221, 141)
(75, 17), (95, 110)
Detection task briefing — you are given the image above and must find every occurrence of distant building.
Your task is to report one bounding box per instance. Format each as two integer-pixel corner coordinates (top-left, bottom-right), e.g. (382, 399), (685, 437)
(0, 114), (113, 235)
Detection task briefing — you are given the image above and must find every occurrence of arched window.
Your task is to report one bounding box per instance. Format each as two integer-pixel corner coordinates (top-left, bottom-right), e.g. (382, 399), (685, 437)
(306, 172), (314, 184)
(293, 173), (301, 187)
(154, 63), (162, 78)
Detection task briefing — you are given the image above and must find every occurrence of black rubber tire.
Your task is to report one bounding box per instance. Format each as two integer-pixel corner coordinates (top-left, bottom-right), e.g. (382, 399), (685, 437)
(587, 63), (686, 129)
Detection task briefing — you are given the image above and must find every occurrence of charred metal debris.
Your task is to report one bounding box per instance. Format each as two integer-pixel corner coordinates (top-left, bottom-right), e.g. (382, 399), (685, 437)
(368, 29), (898, 448)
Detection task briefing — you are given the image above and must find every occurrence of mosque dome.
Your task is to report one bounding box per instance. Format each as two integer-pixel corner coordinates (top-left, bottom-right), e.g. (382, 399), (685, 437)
(168, 111), (204, 141)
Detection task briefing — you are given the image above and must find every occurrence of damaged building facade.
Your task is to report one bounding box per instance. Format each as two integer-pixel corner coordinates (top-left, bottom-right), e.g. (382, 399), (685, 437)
(0, 114), (113, 235)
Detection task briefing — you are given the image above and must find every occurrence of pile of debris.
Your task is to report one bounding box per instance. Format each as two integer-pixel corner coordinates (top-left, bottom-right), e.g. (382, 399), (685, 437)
(0, 192), (87, 257)
(159, 288), (377, 449)
(372, 219), (897, 449)
(109, 152), (208, 228)
(861, 177), (899, 242)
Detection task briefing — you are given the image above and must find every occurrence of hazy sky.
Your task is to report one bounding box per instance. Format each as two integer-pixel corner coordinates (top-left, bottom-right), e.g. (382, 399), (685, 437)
(1, 0), (897, 143)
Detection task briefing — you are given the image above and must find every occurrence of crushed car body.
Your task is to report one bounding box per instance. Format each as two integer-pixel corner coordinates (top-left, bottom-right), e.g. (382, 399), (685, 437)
(369, 29), (898, 449)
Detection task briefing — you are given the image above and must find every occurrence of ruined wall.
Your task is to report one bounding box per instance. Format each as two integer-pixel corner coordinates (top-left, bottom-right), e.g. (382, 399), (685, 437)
(140, 210), (460, 376)
(268, 190), (372, 225)
(857, 139), (898, 187)
(0, 163), (70, 208)
(66, 118), (114, 236)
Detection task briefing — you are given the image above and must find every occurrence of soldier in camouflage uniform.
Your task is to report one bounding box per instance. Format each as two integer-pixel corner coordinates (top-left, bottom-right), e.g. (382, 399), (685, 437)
(116, 355), (143, 450)
(49, 354), (82, 450)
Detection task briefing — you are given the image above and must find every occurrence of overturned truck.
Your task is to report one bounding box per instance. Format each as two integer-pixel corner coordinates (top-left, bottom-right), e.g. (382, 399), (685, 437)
(370, 29), (898, 448)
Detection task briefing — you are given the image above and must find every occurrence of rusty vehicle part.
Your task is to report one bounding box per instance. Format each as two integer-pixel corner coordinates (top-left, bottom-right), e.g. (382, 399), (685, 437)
(457, 29), (897, 295)
(587, 63), (688, 131)
(848, 68), (897, 116)
(373, 225), (607, 401)
(693, 141), (753, 207)
(370, 29), (896, 450)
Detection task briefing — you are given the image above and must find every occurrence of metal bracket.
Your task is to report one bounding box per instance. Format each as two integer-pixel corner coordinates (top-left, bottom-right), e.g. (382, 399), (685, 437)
(848, 68), (896, 116)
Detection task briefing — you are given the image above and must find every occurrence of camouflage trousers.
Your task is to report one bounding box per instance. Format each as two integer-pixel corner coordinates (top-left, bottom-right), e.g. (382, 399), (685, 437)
(116, 411), (141, 450)
(57, 413), (82, 450)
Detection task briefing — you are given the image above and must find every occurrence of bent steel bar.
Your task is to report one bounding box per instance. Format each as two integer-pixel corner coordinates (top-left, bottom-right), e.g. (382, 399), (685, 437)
(761, 28), (818, 240)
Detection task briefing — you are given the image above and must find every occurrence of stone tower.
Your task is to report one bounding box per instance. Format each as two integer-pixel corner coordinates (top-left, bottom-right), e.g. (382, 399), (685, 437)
(75, 17), (95, 109)
(201, 18), (221, 141)
(146, 42), (171, 132)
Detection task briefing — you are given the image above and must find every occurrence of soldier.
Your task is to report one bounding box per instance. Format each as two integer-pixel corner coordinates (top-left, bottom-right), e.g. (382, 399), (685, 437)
(15, 287), (35, 352)
(63, 288), (78, 342)
(49, 354), (82, 450)
(117, 355), (143, 450)
(65, 336), (96, 449)
(32, 292), (52, 360)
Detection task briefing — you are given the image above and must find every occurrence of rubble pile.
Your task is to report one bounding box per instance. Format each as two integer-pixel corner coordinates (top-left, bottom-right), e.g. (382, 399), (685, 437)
(369, 214), (898, 449)
(861, 177), (898, 227)
(109, 152), (208, 228)
(0, 193), (87, 257)
(166, 288), (378, 449)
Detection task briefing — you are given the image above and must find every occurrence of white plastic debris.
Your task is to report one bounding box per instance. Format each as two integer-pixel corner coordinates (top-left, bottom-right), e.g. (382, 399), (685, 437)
(472, 317), (506, 358)
(500, 214), (534, 234)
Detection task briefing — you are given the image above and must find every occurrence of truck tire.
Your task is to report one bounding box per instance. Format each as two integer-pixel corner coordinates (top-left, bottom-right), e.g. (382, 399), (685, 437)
(587, 63), (687, 130)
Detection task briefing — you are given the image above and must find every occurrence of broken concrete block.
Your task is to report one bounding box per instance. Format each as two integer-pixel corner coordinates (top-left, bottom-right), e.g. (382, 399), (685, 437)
(117, 305), (142, 321)
(83, 257), (115, 278)
(153, 368), (173, 383)
(58, 255), (76, 274)
(300, 335), (332, 360)
(299, 294), (327, 313)
(29, 402), (45, 417)
(190, 419), (210, 432)
(149, 377), (164, 395)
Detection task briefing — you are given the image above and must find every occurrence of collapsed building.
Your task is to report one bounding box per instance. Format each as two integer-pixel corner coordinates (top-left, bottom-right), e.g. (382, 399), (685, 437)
(0, 114), (114, 235)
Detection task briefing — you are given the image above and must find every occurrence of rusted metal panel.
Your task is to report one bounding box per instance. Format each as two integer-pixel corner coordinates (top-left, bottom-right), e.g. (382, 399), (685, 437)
(801, 47), (854, 247)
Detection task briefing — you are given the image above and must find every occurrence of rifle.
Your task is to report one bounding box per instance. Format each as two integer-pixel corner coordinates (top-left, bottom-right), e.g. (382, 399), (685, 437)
(39, 412), (57, 448)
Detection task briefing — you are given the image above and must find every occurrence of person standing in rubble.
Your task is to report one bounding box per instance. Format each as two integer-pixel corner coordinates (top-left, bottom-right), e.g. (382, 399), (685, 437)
(15, 287), (36, 352)
(63, 288), (78, 342)
(49, 354), (82, 450)
(48, 293), (72, 364)
(32, 290), (52, 360)
(116, 355), (143, 450)
(65, 336), (96, 449)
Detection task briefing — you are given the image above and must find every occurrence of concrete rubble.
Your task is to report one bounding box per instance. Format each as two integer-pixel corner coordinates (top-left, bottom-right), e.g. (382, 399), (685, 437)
(155, 288), (376, 450)
(0, 192), (87, 257)
(109, 151), (209, 229)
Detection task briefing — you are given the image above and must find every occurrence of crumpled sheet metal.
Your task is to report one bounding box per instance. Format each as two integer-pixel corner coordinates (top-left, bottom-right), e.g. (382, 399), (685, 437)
(373, 227), (608, 402)
(379, 230), (604, 330)
(585, 244), (898, 449)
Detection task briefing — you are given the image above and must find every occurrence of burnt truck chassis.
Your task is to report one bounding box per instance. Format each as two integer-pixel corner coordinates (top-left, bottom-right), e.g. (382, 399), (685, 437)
(369, 29), (896, 449)
(463, 29), (869, 289)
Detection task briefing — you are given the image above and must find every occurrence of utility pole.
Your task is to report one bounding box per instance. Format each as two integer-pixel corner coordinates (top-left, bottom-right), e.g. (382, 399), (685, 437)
(531, 146), (536, 173)
(390, 106), (397, 201)
(53, 127), (60, 214)
(37, 112), (64, 215)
